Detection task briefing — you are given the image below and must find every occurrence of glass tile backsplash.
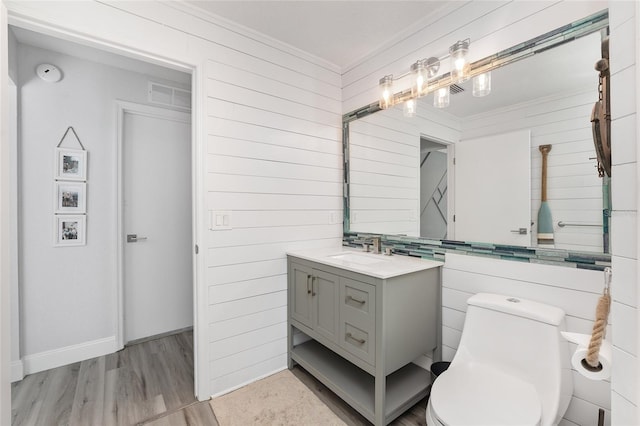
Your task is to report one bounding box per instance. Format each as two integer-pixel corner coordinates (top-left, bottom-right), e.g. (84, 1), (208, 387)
(343, 232), (611, 271)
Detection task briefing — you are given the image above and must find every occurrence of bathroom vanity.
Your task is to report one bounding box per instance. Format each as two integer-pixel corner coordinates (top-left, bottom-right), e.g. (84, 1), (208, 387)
(286, 248), (442, 425)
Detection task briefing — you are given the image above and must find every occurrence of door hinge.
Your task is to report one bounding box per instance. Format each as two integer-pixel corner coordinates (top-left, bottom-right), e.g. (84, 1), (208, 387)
(453, 157), (456, 165)
(453, 215), (456, 222)
(195, 244), (199, 254)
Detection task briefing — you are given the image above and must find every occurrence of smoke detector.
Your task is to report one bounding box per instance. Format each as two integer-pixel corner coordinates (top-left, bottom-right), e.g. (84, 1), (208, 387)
(36, 64), (62, 83)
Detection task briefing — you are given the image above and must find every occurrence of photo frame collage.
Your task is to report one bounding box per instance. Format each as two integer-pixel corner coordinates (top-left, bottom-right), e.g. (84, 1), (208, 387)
(54, 127), (87, 247)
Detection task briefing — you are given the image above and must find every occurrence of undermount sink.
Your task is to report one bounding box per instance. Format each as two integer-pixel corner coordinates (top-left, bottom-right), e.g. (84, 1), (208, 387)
(328, 252), (388, 265)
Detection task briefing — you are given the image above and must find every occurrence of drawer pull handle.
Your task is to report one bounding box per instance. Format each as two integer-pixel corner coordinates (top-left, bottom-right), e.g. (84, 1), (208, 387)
(311, 276), (316, 296)
(346, 295), (366, 305)
(306, 275), (311, 294)
(346, 332), (366, 345)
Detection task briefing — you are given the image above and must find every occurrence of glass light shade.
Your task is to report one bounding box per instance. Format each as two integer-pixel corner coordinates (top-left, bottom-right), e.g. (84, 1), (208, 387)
(411, 60), (428, 97)
(379, 75), (394, 109)
(433, 86), (450, 108)
(450, 40), (470, 83)
(473, 72), (491, 97)
(403, 99), (417, 117)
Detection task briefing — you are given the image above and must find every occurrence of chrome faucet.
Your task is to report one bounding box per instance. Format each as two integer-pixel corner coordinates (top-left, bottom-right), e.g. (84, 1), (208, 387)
(370, 236), (382, 254)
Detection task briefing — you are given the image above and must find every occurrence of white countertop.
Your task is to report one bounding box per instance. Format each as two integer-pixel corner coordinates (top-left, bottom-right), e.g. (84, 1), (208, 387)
(286, 246), (443, 279)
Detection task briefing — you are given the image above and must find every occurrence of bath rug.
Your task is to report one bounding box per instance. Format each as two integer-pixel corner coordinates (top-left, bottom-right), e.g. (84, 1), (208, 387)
(210, 369), (346, 426)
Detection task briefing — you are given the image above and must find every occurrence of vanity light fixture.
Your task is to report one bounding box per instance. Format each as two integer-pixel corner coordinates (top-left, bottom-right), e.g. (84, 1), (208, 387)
(473, 72), (492, 97)
(377, 38), (480, 113)
(433, 86), (450, 108)
(379, 75), (394, 109)
(450, 39), (471, 83)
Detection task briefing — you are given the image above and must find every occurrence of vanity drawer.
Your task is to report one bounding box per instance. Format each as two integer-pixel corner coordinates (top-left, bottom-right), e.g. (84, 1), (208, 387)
(339, 278), (376, 365)
(341, 322), (374, 365)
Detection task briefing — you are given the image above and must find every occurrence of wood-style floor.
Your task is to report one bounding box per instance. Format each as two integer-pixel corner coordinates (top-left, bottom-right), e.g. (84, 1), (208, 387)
(12, 330), (427, 426)
(11, 330), (217, 426)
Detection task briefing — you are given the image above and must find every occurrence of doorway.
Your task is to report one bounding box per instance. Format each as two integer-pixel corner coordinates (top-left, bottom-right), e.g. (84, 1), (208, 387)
(7, 23), (201, 399)
(119, 102), (193, 344)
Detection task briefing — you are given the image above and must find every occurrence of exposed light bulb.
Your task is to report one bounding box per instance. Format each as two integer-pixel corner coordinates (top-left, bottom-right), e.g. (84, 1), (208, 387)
(411, 60), (428, 97)
(379, 75), (394, 109)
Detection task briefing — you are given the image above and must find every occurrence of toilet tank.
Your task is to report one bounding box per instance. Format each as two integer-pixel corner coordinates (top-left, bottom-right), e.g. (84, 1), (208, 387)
(453, 293), (573, 425)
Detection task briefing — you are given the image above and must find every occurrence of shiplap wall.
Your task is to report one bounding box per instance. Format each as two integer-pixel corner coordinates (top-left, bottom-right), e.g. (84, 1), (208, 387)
(6, 0), (343, 398)
(608, 1), (639, 424)
(204, 52), (343, 393)
(443, 253), (610, 426)
(461, 89), (604, 252)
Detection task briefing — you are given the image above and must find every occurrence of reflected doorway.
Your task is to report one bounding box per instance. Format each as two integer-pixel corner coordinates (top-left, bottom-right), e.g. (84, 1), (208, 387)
(420, 138), (448, 239)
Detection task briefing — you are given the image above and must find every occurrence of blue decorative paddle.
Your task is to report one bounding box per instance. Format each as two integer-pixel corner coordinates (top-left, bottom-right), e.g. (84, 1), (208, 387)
(538, 145), (554, 247)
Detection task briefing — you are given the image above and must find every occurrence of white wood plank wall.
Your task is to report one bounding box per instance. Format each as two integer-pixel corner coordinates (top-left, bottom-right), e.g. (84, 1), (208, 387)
(608, 1), (639, 424)
(462, 89), (604, 252)
(442, 253), (611, 426)
(199, 23), (343, 396)
(205, 49), (344, 393)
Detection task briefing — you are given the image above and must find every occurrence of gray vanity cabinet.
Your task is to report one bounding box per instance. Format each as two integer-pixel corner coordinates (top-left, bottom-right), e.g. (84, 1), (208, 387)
(287, 254), (441, 426)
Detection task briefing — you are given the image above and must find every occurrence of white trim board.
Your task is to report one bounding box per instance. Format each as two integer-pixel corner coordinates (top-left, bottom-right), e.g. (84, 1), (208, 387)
(22, 336), (118, 375)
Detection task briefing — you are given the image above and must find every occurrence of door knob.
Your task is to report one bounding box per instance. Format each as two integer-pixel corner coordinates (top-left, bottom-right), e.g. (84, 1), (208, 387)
(127, 234), (148, 243)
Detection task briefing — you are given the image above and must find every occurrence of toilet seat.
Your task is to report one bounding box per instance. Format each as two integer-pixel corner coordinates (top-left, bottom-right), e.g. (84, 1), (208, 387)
(430, 363), (542, 426)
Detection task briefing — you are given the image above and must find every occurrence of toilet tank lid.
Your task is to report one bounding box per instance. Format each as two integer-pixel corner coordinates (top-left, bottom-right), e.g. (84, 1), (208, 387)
(468, 293), (565, 325)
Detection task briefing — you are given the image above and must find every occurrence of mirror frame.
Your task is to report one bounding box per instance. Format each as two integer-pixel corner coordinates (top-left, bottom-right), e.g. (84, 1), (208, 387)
(342, 10), (611, 264)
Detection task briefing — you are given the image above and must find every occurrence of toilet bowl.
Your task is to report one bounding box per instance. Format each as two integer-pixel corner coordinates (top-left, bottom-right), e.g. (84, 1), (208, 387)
(426, 293), (573, 426)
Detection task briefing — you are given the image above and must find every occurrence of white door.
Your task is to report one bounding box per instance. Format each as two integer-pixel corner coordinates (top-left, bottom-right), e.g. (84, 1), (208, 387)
(454, 130), (531, 246)
(123, 106), (192, 343)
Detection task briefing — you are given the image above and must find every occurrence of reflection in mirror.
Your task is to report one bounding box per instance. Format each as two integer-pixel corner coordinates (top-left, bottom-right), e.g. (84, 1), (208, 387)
(345, 12), (610, 254)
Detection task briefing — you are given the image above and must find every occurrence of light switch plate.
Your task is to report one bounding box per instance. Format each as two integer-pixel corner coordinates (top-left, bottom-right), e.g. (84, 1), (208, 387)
(210, 210), (232, 230)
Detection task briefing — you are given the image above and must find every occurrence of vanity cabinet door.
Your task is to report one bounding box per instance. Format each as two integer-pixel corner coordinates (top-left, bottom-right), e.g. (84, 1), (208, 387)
(312, 269), (340, 343)
(290, 262), (314, 329)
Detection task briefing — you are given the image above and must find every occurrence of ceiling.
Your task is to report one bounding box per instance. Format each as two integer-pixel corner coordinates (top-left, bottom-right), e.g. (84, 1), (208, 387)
(185, 1), (447, 69)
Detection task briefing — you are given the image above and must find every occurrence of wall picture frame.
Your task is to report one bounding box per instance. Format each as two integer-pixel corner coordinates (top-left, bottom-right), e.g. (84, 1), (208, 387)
(54, 181), (86, 213)
(55, 147), (87, 181)
(54, 215), (86, 247)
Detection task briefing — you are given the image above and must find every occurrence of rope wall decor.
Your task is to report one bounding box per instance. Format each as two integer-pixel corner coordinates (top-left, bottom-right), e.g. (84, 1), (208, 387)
(584, 267), (612, 371)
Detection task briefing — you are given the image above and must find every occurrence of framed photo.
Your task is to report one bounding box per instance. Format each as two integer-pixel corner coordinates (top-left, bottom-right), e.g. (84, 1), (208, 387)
(54, 181), (86, 213)
(55, 148), (87, 181)
(54, 215), (86, 247)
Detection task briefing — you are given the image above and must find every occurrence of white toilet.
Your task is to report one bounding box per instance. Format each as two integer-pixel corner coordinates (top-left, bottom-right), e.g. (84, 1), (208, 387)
(426, 293), (573, 426)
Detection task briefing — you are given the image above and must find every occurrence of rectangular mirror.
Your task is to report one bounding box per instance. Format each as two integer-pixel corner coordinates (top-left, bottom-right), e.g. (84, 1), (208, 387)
(344, 10), (610, 256)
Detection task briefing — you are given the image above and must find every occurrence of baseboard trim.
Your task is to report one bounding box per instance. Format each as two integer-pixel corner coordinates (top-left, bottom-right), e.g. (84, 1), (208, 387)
(11, 359), (24, 382)
(23, 336), (119, 375)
